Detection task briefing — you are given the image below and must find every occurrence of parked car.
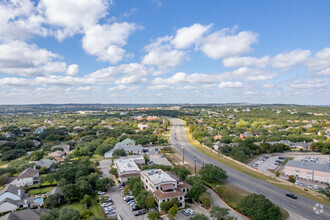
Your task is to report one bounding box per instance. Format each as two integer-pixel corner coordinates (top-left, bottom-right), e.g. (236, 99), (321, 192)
(131, 205), (142, 211)
(308, 185), (313, 189)
(186, 208), (195, 215)
(98, 191), (106, 195)
(134, 209), (147, 216)
(160, 155), (165, 158)
(147, 161), (154, 165)
(182, 210), (190, 216)
(101, 203), (111, 207)
(286, 193), (297, 199)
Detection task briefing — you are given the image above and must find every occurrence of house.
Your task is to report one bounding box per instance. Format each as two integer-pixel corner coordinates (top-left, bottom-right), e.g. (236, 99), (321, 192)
(283, 160), (330, 184)
(114, 158), (143, 182)
(10, 168), (40, 187)
(46, 187), (62, 196)
(0, 184), (34, 213)
(33, 127), (45, 135)
(138, 124), (149, 130)
(51, 144), (71, 155)
(29, 159), (58, 169)
(48, 150), (65, 158)
(266, 140), (312, 150)
(0, 208), (48, 220)
(239, 133), (253, 140)
(104, 139), (142, 158)
(140, 169), (191, 211)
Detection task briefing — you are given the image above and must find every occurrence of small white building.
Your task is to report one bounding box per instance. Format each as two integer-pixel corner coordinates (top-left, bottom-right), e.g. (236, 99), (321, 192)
(10, 168), (40, 187)
(114, 158), (142, 182)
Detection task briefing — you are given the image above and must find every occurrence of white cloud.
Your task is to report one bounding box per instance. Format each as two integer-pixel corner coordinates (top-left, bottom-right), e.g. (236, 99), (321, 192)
(200, 28), (258, 59)
(171, 23), (212, 49)
(67, 64), (79, 75)
(307, 48), (330, 75)
(82, 22), (137, 64)
(0, 40), (66, 76)
(142, 36), (186, 70)
(218, 81), (243, 88)
(39, 0), (111, 41)
(152, 72), (220, 85)
(290, 79), (326, 89)
(108, 85), (139, 92)
(271, 49), (310, 70)
(222, 56), (270, 68)
(0, 77), (32, 86)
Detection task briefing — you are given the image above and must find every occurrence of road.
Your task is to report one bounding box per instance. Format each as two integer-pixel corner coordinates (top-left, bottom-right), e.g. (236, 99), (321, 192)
(169, 118), (330, 220)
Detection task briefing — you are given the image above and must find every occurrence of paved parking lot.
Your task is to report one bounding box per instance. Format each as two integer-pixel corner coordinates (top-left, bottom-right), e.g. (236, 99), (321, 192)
(175, 203), (210, 220)
(149, 154), (172, 166)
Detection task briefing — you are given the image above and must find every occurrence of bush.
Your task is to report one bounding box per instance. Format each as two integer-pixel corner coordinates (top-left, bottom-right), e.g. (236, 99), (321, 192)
(288, 175), (296, 183)
(199, 192), (211, 209)
(148, 210), (161, 220)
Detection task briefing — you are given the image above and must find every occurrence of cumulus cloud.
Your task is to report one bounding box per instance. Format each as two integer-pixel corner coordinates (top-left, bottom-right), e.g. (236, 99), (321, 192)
(39, 0), (111, 41)
(218, 81), (243, 88)
(108, 85), (139, 92)
(222, 56), (270, 68)
(0, 40), (66, 76)
(171, 23), (212, 49)
(67, 64), (79, 75)
(142, 36), (186, 70)
(82, 22), (137, 64)
(271, 49), (310, 70)
(200, 28), (258, 59)
(307, 48), (330, 75)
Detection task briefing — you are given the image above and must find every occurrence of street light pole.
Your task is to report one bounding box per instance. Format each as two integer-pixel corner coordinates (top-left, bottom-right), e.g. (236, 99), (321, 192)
(181, 146), (184, 165)
(194, 156), (197, 174)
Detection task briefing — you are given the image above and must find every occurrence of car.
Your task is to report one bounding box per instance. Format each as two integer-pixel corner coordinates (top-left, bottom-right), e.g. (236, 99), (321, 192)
(98, 191), (106, 195)
(128, 200), (135, 204)
(186, 209), (195, 215)
(119, 182), (125, 187)
(279, 157), (285, 160)
(294, 181), (299, 185)
(286, 193), (297, 199)
(106, 198), (112, 202)
(134, 209), (147, 216)
(298, 183), (303, 186)
(105, 209), (115, 214)
(147, 161), (154, 165)
(160, 155), (165, 158)
(105, 206), (113, 211)
(101, 203), (111, 207)
(182, 210), (190, 216)
(313, 185), (318, 189)
(125, 197), (134, 202)
(131, 205), (142, 211)
(308, 185), (313, 189)
(142, 148), (149, 153)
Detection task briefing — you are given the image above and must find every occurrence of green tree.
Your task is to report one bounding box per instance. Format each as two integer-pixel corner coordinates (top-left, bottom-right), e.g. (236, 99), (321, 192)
(198, 164), (227, 183)
(58, 208), (80, 220)
(172, 166), (191, 180)
(199, 192), (212, 209)
(81, 194), (92, 208)
(210, 206), (229, 220)
(189, 213), (208, 220)
(44, 193), (62, 209)
(288, 175), (296, 183)
(148, 210), (161, 220)
(112, 149), (126, 156)
(187, 181), (206, 200)
(238, 194), (282, 220)
(145, 191), (156, 208)
(40, 166), (48, 174)
(168, 204), (178, 218)
(110, 168), (117, 176)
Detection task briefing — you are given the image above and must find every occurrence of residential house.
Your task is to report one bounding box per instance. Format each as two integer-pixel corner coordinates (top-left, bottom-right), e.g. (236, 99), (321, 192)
(140, 169), (191, 211)
(33, 127), (45, 135)
(29, 159), (58, 169)
(138, 124), (149, 130)
(104, 139), (142, 158)
(48, 150), (65, 159)
(239, 132), (253, 140)
(51, 144), (71, 155)
(0, 208), (48, 220)
(0, 185), (34, 213)
(10, 168), (40, 187)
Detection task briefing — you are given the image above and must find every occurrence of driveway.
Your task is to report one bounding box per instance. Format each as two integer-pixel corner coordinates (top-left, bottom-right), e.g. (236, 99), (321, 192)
(99, 159), (112, 178)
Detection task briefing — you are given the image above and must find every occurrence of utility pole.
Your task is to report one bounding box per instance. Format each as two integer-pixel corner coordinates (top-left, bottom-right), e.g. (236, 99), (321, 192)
(194, 156), (197, 174)
(181, 146), (184, 165)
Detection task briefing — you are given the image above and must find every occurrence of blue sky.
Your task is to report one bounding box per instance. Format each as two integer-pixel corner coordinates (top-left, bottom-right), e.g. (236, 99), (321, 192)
(0, 0), (329, 104)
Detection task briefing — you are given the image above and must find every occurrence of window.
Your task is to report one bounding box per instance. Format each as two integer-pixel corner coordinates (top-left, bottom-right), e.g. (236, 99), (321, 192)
(183, 189), (185, 192)
(179, 197), (182, 200)
(156, 187), (159, 190)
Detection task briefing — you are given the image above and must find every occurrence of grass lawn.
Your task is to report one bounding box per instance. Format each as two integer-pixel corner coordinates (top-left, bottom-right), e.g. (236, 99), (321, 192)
(181, 120), (330, 207)
(29, 186), (55, 196)
(60, 196), (104, 218)
(40, 174), (57, 185)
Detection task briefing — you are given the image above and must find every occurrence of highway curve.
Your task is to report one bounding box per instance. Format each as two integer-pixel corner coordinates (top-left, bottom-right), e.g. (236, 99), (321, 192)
(169, 118), (329, 220)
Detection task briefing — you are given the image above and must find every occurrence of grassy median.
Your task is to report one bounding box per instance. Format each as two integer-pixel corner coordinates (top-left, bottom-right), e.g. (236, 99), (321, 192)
(180, 120), (330, 207)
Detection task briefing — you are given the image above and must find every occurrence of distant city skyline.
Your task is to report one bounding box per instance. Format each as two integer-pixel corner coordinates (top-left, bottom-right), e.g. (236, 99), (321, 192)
(0, 0), (329, 105)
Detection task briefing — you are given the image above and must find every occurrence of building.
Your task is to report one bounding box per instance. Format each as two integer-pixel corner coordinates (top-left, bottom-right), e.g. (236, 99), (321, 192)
(51, 143), (71, 155)
(283, 160), (330, 184)
(0, 208), (48, 220)
(239, 132), (253, 140)
(114, 158), (143, 182)
(29, 159), (58, 169)
(10, 167), (40, 187)
(266, 140), (312, 150)
(104, 139), (142, 158)
(138, 124), (149, 130)
(140, 169), (191, 211)
(0, 185), (34, 213)
(48, 150), (65, 158)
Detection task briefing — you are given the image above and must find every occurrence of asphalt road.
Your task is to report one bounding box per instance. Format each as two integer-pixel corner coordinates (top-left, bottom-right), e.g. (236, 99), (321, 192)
(169, 118), (330, 220)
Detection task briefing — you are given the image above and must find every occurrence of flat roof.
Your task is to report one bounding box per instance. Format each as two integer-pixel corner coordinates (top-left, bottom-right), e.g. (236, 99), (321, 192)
(285, 160), (330, 173)
(114, 158), (140, 174)
(141, 169), (176, 185)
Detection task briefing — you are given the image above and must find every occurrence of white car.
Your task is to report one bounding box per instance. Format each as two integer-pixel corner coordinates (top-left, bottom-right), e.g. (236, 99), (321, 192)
(187, 209), (195, 215)
(98, 191), (106, 195)
(101, 203), (111, 207)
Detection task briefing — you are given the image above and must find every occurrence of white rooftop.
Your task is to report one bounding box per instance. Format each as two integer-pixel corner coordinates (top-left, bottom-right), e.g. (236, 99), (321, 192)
(114, 158), (140, 174)
(142, 169), (176, 185)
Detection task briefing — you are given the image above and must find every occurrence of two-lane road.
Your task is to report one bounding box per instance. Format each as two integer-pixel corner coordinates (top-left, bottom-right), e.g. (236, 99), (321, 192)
(170, 118), (329, 220)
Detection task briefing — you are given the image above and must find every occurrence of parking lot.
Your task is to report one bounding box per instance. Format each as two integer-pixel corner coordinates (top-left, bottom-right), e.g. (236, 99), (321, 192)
(149, 154), (172, 166)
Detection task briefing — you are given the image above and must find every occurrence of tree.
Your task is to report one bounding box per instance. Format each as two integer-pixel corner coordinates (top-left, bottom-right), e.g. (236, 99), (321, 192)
(169, 204), (178, 218)
(40, 166), (48, 174)
(288, 175), (296, 183)
(238, 194), (282, 220)
(44, 193), (62, 209)
(275, 171), (280, 177)
(81, 194), (92, 208)
(112, 149), (126, 156)
(58, 208), (80, 220)
(148, 210), (161, 220)
(110, 168), (117, 176)
(198, 164), (227, 183)
(40, 209), (59, 220)
(199, 192), (212, 209)
(145, 191), (156, 208)
(189, 213), (208, 220)
(210, 206), (229, 220)
(172, 166), (191, 180)
(187, 182), (206, 200)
